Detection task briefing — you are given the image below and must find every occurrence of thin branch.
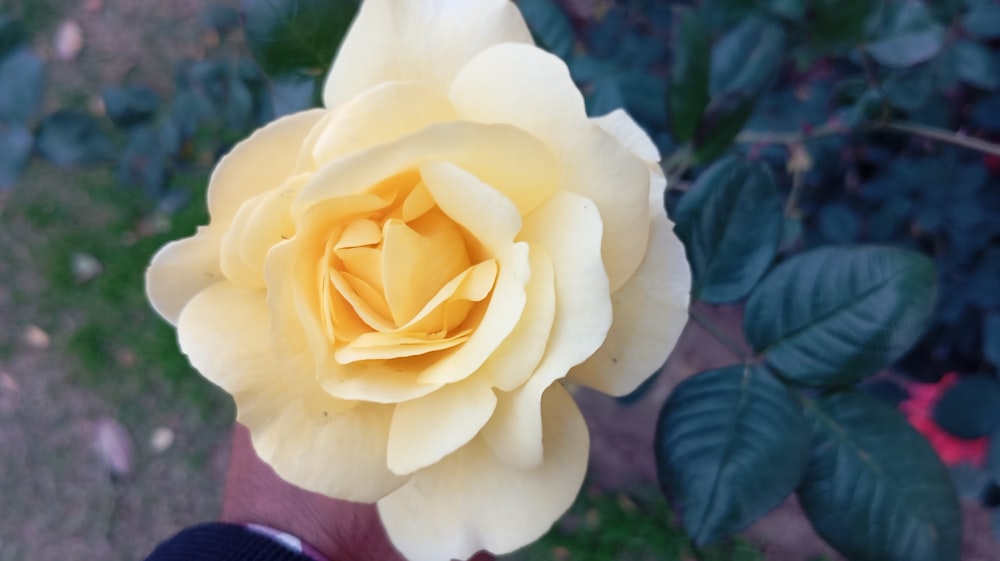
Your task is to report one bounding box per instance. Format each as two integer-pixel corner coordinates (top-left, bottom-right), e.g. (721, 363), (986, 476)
(877, 121), (1000, 156)
(688, 308), (750, 363)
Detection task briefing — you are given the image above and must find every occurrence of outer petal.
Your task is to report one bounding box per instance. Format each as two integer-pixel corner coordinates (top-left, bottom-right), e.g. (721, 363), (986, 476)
(377, 384), (588, 561)
(592, 109), (660, 163)
(569, 206), (691, 395)
(450, 44), (651, 290)
(323, 0), (532, 107)
(177, 281), (406, 502)
(208, 109), (325, 224)
(146, 226), (224, 325)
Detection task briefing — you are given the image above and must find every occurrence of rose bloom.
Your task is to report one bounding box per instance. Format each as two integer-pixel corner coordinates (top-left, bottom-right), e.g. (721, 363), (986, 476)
(146, 0), (690, 559)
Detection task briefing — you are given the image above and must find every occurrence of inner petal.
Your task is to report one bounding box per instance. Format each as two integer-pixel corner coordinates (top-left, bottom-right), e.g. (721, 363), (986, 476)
(382, 213), (470, 326)
(398, 259), (498, 336)
(334, 329), (472, 364)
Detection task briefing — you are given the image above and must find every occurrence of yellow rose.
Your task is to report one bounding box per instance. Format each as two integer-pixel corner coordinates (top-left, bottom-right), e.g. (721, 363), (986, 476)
(146, 0), (690, 559)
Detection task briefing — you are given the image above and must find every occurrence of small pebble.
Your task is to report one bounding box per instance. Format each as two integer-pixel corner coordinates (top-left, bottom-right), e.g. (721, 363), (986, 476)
(150, 427), (175, 454)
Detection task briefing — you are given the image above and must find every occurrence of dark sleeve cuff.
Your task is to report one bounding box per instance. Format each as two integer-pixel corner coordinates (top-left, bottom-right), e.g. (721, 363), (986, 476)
(145, 522), (313, 561)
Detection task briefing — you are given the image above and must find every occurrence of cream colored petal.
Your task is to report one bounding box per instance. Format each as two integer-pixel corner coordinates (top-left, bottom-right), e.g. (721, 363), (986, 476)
(420, 160), (522, 253)
(220, 189), (269, 288)
(334, 330), (470, 364)
(482, 192), (611, 468)
(450, 44), (650, 290)
(477, 243), (555, 391)
(208, 109), (325, 224)
(293, 122), (559, 219)
(387, 377), (497, 475)
(569, 207), (691, 395)
(322, 0), (532, 107)
(319, 359), (443, 403)
(378, 384), (588, 561)
(240, 175), (308, 274)
(176, 281), (406, 502)
(416, 242), (530, 384)
(313, 81), (456, 165)
(146, 226), (224, 325)
(592, 108), (660, 163)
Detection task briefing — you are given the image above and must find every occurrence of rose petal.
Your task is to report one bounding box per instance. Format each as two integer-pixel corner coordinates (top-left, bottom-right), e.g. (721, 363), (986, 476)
(592, 109), (660, 163)
(312, 81), (456, 165)
(569, 204), (691, 395)
(320, 359), (443, 403)
(208, 109), (325, 224)
(323, 0), (532, 107)
(293, 122), (559, 219)
(146, 226), (224, 325)
(378, 384), (588, 561)
(450, 44), (651, 291)
(387, 376), (498, 475)
(481, 191), (611, 468)
(177, 281), (406, 502)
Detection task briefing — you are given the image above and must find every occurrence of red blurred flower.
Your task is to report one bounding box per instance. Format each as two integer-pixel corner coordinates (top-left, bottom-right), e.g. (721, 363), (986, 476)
(898, 372), (989, 467)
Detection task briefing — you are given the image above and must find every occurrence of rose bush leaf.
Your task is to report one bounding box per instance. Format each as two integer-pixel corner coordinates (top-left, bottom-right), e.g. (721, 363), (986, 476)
(36, 110), (115, 167)
(932, 375), (1000, 439)
(667, 6), (710, 142)
(953, 40), (1000, 91)
(692, 91), (755, 162)
(709, 16), (785, 99)
(799, 391), (961, 561)
(0, 46), (44, 126)
(961, 2), (1000, 40)
(0, 124), (32, 190)
(744, 246), (937, 386)
(655, 365), (809, 546)
(518, 0), (574, 60)
(674, 155), (782, 303)
(244, 0), (359, 77)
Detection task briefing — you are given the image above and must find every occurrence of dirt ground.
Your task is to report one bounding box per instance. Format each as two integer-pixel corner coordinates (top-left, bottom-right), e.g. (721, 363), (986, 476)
(0, 1), (997, 561)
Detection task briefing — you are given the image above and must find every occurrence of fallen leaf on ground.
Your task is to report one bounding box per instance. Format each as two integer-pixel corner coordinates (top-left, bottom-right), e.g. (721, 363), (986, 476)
(23, 325), (50, 349)
(93, 417), (133, 478)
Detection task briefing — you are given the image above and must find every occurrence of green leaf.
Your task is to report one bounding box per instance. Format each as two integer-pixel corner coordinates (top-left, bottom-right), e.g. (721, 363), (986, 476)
(933, 375), (1000, 439)
(953, 40), (999, 90)
(674, 156), (782, 303)
(668, 6), (710, 142)
(0, 17), (28, 59)
(744, 246), (937, 386)
(692, 91), (755, 162)
(985, 313), (1000, 366)
(102, 86), (160, 129)
(244, 0), (359, 76)
(518, 0), (574, 60)
(799, 392), (961, 561)
(0, 124), (32, 190)
(883, 67), (934, 111)
(807, 0), (876, 53)
(764, 0), (805, 21)
(655, 365), (809, 546)
(866, 26), (946, 69)
(961, 2), (1000, 39)
(710, 17), (786, 98)
(36, 110), (115, 167)
(0, 46), (43, 125)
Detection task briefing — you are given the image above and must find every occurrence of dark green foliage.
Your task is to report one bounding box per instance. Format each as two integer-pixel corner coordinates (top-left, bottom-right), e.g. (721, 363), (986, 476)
(36, 110), (115, 166)
(655, 365), (809, 545)
(0, 124), (31, 190)
(799, 392), (961, 561)
(0, 45), (43, 125)
(744, 247), (937, 386)
(933, 375), (1000, 439)
(102, 86), (161, 129)
(668, 7), (710, 142)
(519, 0), (575, 60)
(674, 156), (782, 303)
(243, 0), (359, 76)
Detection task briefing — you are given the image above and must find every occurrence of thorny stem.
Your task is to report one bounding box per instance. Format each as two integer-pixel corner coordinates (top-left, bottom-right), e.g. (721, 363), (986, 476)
(688, 308), (750, 363)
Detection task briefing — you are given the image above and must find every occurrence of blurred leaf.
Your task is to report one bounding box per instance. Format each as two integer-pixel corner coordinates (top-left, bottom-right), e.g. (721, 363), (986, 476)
(270, 71), (318, 118)
(668, 6), (710, 142)
(36, 110), (115, 166)
(692, 92), (754, 162)
(201, 4), (241, 37)
(102, 86), (160, 129)
(807, 0), (874, 51)
(244, 0), (358, 76)
(961, 2), (1000, 39)
(799, 392), (961, 561)
(710, 17), (786, 98)
(655, 365), (809, 546)
(587, 72), (667, 126)
(953, 40), (999, 90)
(765, 0), (805, 21)
(745, 246), (937, 386)
(883, 67), (934, 111)
(0, 46), (44, 125)
(779, 214), (803, 252)
(675, 156), (782, 303)
(818, 203), (860, 243)
(837, 87), (885, 129)
(0, 17), (28, 58)
(117, 125), (167, 199)
(866, 27), (946, 69)
(985, 313), (1000, 367)
(971, 93), (1000, 130)
(933, 375), (1000, 439)
(0, 124), (32, 190)
(519, 0), (574, 60)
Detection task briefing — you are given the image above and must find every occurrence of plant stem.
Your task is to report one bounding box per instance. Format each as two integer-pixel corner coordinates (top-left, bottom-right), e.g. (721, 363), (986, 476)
(688, 308), (750, 363)
(878, 121), (1000, 156)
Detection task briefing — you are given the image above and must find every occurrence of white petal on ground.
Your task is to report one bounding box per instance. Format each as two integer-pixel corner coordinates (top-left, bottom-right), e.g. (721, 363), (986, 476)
(568, 204), (691, 395)
(450, 44), (651, 290)
(177, 281), (406, 502)
(323, 0), (532, 108)
(146, 226), (225, 325)
(377, 384), (588, 561)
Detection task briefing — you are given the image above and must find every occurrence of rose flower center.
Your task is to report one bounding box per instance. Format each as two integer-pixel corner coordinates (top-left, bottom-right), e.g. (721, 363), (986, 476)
(317, 170), (498, 365)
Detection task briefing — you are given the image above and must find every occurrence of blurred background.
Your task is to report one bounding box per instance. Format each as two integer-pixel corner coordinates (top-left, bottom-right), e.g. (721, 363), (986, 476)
(1, 0), (999, 560)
